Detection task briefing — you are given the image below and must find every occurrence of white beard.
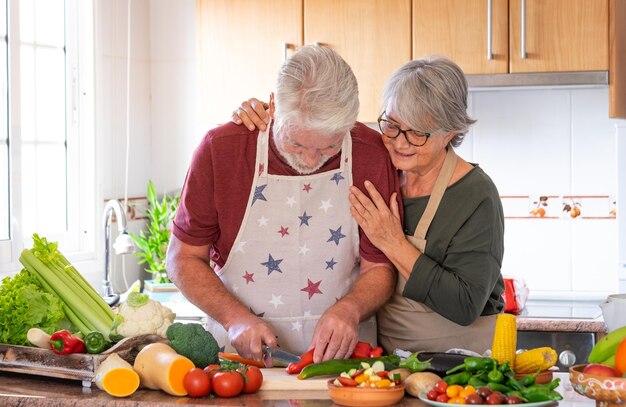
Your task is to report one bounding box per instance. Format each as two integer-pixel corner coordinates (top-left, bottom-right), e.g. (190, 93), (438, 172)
(275, 142), (331, 175)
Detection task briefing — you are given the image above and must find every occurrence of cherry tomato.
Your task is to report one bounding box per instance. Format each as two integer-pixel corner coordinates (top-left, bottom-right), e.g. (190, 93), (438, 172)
(434, 380), (448, 394)
(204, 363), (221, 380)
(436, 393), (450, 403)
(426, 389), (439, 401)
(183, 368), (211, 397)
(337, 376), (358, 387)
(212, 371), (244, 398)
(238, 365), (264, 393)
(447, 384), (464, 398)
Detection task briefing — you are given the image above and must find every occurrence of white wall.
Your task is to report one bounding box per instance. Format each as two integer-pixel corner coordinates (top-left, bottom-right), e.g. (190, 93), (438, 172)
(96, 2), (624, 301)
(92, 0), (197, 292)
(458, 87), (622, 301)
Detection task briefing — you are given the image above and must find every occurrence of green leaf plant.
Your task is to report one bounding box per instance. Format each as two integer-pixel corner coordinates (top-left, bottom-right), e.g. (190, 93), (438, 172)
(130, 181), (180, 284)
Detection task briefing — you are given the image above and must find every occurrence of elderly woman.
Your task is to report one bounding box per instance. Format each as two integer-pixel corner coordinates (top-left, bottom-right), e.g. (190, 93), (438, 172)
(233, 56), (505, 354)
(347, 57), (504, 354)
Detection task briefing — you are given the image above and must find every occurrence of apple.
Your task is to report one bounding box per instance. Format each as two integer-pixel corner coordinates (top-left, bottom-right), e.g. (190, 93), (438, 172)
(583, 363), (621, 377)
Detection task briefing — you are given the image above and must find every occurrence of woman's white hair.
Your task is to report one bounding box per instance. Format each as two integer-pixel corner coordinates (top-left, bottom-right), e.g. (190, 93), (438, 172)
(274, 45), (359, 139)
(382, 56), (476, 147)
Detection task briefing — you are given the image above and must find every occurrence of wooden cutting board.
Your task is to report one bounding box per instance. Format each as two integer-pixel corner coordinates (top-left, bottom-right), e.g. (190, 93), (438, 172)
(260, 368), (331, 390)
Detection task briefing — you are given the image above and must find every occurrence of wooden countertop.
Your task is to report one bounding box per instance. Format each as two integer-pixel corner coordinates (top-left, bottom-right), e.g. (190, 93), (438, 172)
(0, 371), (596, 407)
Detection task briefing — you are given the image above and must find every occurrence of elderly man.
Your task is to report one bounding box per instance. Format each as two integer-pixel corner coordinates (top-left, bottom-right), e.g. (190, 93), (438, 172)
(166, 45), (400, 363)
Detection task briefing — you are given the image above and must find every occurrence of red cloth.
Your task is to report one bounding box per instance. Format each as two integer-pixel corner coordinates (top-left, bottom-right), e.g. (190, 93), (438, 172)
(502, 278), (520, 314)
(173, 122), (402, 267)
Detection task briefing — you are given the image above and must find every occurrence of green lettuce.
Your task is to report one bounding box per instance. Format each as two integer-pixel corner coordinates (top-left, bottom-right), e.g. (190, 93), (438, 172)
(0, 269), (70, 346)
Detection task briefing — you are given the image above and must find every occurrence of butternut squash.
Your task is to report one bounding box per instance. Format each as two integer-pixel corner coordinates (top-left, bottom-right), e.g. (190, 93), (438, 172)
(133, 342), (194, 396)
(94, 353), (140, 397)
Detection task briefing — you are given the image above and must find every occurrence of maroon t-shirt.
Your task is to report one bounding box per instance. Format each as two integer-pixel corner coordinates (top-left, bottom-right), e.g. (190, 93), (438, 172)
(173, 121), (402, 267)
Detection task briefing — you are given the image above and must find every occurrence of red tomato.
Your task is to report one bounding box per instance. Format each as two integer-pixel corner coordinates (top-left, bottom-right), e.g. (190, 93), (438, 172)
(212, 371), (244, 398)
(434, 380), (448, 394)
(183, 368), (211, 397)
(436, 393), (450, 403)
(426, 389), (439, 401)
(337, 376), (358, 387)
(239, 365), (264, 393)
(204, 364), (221, 380)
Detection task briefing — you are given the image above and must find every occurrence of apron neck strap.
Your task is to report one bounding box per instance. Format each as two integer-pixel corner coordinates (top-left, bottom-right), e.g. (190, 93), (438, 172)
(413, 147), (457, 240)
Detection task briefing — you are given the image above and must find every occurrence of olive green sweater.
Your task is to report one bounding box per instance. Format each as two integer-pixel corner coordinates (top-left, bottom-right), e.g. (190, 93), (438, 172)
(402, 165), (505, 326)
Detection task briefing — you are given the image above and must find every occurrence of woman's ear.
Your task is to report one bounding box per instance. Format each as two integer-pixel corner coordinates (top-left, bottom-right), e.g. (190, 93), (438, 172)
(444, 131), (457, 145)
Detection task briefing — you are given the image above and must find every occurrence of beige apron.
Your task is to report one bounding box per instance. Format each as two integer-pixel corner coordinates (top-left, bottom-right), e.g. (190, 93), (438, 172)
(378, 148), (497, 354)
(205, 122), (377, 355)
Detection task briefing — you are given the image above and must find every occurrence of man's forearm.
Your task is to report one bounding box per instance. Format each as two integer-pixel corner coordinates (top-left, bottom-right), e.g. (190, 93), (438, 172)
(166, 243), (250, 330)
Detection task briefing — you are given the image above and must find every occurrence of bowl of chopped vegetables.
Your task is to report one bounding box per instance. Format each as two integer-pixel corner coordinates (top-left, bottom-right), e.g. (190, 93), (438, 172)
(327, 361), (405, 407)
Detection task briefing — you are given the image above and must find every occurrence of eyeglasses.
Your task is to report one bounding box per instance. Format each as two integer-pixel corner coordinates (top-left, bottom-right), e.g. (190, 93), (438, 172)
(377, 112), (434, 147)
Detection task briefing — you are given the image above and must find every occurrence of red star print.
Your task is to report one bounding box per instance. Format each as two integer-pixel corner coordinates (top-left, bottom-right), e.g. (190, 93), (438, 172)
(301, 279), (322, 299)
(278, 226), (289, 237)
(303, 183), (312, 193)
(258, 163), (265, 176)
(243, 271), (255, 284)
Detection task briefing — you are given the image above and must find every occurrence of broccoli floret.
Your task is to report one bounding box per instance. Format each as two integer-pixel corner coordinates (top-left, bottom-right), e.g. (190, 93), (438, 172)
(166, 322), (219, 368)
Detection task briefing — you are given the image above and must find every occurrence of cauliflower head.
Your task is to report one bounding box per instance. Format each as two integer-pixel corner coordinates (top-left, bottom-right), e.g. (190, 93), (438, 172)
(110, 292), (176, 339)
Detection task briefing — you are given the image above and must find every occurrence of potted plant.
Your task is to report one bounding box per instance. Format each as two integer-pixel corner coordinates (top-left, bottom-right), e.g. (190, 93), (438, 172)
(131, 181), (180, 293)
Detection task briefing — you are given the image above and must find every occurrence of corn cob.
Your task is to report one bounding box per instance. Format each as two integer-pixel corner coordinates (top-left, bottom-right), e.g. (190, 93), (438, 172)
(514, 347), (557, 373)
(491, 313), (517, 366)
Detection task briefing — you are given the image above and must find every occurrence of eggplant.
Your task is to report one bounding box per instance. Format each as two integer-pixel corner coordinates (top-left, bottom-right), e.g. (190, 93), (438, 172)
(416, 352), (468, 377)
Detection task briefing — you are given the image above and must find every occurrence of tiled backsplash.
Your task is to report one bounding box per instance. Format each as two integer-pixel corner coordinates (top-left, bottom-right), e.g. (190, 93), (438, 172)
(457, 86), (621, 301)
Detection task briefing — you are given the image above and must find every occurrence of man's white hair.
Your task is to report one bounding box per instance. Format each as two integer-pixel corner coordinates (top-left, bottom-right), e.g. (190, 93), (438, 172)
(274, 45), (359, 139)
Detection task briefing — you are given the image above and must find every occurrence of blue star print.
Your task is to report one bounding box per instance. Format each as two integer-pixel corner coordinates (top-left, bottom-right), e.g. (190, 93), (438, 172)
(327, 226), (346, 246)
(261, 254), (283, 275)
(252, 184), (268, 206)
(325, 258), (337, 270)
(330, 173), (345, 185)
(299, 211), (312, 226)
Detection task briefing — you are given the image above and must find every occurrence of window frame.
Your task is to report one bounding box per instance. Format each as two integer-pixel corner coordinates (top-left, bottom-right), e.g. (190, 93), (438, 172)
(0, 0), (96, 273)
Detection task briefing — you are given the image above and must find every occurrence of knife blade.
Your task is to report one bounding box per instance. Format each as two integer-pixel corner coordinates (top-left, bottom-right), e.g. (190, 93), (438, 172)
(262, 345), (301, 368)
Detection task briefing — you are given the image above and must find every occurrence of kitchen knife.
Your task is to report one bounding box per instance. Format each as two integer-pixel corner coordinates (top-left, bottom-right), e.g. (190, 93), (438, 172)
(262, 345), (301, 368)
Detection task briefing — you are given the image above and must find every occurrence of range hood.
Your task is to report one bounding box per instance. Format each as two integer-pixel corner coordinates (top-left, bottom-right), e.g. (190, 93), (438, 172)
(467, 71), (608, 89)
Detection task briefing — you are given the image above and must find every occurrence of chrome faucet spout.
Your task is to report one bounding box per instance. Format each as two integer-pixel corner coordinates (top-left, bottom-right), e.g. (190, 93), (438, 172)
(102, 199), (134, 306)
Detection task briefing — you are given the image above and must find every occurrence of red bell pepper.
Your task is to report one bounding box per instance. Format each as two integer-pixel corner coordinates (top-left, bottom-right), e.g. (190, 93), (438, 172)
(350, 341), (383, 358)
(48, 330), (86, 355)
(286, 348), (314, 374)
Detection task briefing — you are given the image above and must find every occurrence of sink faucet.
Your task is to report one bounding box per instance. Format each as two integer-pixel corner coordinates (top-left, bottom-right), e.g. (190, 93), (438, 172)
(102, 199), (135, 306)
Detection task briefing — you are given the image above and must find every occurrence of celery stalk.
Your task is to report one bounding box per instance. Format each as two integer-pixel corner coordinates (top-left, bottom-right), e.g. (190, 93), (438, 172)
(31, 234), (115, 321)
(19, 250), (112, 337)
(27, 265), (95, 334)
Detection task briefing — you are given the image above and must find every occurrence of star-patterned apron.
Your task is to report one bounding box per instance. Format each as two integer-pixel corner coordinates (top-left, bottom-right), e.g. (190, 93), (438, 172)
(205, 122), (377, 355)
(377, 148), (498, 354)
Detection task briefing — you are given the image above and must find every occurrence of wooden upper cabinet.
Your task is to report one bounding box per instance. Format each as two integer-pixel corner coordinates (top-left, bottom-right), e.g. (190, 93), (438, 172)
(509, 0), (609, 73)
(304, 0), (412, 121)
(196, 0), (302, 126)
(413, 0), (608, 75)
(413, 0), (509, 74)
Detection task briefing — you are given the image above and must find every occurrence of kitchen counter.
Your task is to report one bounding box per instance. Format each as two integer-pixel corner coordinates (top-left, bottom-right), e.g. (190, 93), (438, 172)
(0, 371), (596, 406)
(517, 316), (606, 337)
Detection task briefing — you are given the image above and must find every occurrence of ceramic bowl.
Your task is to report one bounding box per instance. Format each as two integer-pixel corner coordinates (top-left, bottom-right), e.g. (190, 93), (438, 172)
(514, 370), (554, 385)
(569, 364), (626, 404)
(327, 379), (405, 407)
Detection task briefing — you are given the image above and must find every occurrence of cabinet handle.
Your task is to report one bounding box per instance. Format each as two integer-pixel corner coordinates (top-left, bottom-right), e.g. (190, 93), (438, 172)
(487, 0), (492, 60)
(520, 0), (527, 59)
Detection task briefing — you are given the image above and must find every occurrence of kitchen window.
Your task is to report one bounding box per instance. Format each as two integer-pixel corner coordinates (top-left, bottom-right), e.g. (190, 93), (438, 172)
(0, 0), (95, 270)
